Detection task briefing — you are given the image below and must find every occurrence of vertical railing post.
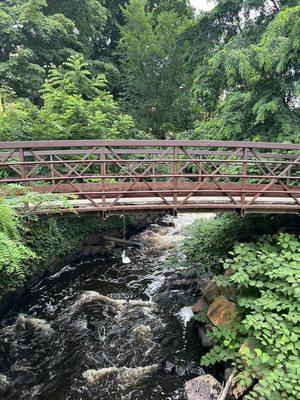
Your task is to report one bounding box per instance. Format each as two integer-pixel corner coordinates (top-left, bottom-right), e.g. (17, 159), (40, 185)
(173, 146), (178, 207)
(19, 148), (26, 184)
(198, 154), (203, 183)
(241, 147), (248, 214)
(100, 147), (106, 209)
(50, 154), (55, 186)
(152, 163), (156, 183)
(286, 156), (292, 186)
(19, 147), (29, 208)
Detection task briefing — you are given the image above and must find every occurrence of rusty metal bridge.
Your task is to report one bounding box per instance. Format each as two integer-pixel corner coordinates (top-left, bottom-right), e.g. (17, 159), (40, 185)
(0, 140), (299, 216)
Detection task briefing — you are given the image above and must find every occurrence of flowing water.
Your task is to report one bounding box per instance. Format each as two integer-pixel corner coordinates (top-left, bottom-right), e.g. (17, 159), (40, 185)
(0, 214), (211, 400)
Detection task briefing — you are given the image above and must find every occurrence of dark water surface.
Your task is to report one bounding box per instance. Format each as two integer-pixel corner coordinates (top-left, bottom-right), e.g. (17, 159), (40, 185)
(0, 215), (208, 400)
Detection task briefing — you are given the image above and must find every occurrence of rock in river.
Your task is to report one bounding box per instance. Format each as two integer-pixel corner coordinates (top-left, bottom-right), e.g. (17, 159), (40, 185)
(185, 374), (222, 400)
(207, 295), (237, 326)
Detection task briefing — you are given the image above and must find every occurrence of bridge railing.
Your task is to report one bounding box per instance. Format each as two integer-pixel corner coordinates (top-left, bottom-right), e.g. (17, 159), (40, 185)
(0, 140), (299, 214)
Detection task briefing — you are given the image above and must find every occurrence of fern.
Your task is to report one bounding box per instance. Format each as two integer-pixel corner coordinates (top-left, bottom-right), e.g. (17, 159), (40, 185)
(0, 185), (74, 301)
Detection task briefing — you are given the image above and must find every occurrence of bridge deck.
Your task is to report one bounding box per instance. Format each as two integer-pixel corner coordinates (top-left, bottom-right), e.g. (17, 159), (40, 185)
(0, 140), (299, 215)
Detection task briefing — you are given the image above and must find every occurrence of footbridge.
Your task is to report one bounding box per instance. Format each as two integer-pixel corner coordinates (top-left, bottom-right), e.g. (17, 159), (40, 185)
(0, 140), (299, 216)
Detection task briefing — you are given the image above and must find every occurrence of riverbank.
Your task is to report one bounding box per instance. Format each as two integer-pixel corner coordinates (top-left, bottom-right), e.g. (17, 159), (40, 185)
(181, 213), (300, 400)
(0, 213), (158, 312)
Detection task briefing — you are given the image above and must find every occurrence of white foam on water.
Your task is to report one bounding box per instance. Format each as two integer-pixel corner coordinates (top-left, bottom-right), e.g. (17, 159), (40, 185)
(83, 365), (158, 387)
(176, 307), (194, 327)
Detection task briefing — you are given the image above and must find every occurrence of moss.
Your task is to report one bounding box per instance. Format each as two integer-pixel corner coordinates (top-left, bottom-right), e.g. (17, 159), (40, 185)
(23, 214), (141, 275)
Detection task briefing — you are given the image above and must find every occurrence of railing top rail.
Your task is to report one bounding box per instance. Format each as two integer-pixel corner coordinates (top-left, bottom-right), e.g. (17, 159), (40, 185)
(0, 149), (298, 160)
(0, 140), (299, 151)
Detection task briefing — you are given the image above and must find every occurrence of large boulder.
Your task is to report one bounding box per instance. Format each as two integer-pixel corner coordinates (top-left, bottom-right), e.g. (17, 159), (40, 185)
(207, 295), (237, 326)
(192, 297), (208, 314)
(185, 374), (221, 400)
(202, 280), (221, 303)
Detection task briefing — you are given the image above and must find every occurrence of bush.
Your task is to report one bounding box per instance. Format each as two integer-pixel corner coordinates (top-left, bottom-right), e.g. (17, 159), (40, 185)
(201, 233), (300, 400)
(181, 213), (300, 273)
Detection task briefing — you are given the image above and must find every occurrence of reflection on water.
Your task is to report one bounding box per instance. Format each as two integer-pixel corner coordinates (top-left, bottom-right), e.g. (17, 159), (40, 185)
(0, 214), (210, 400)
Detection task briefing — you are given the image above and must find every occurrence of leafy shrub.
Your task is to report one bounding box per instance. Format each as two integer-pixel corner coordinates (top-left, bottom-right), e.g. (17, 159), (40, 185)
(201, 233), (300, 400)
(181, 213), (300, 273)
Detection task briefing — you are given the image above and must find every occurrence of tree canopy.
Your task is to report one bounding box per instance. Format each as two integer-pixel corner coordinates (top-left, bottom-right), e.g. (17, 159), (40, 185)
(0, 55), (134, 141)
(0, 0), (299, 141)
(185, 0), (300, 142)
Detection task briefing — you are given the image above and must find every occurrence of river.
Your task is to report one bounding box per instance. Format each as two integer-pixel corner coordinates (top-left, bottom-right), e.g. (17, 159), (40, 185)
(0, 214), (211, 400)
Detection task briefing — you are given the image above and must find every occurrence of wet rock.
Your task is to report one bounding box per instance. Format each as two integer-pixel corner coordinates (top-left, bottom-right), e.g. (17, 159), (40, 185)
(198, 326), (214, 348)
(202, 280), (221, 303)
(176, 366), (187, 377)
(165, 362), (205, 377)
(148, 225), (168, 235)
(165, 361), (176, 374)
(185, 374), (222, 400)
(192, 297), (208, 314)
(140, 231), (174, 250)
(207, 295), (237, 326)
(169, 279), (198, 290)
(0, 374), (9, 395)
(188, 364), (205, 376)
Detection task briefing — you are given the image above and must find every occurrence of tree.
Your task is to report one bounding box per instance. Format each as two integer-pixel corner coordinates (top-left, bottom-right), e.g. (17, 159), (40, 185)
(39, 55), (135, 139)
(0, 55), (135, 141)
(45, 0), (107, 57)
(118, 0), (196, 138)
(185, 0), (300, 142)
(0, 98), (39, 141)
(148, 0), (193, 17)
(0, 0), (107, 98)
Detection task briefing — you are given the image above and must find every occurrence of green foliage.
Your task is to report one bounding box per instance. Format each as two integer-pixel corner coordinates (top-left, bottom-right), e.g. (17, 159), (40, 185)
(118, 0), (196, 138)
(186, 1), (300, 142)
(0, 98), (39, 141)
(24, 214), (136, 271)
(0, 55), (135, 141)
(0, 0), (107, 97)
(180, 213), (299, 272)
(0, 186), (34, 300)
(39, 55), (135, 140)
(0, 185), (75, 301)
(201, 233), (300, 400)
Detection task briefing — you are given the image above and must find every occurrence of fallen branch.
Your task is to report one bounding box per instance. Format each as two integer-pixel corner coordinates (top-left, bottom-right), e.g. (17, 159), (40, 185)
(103, 235), (142, 247)
(217, 373), (235, 400)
